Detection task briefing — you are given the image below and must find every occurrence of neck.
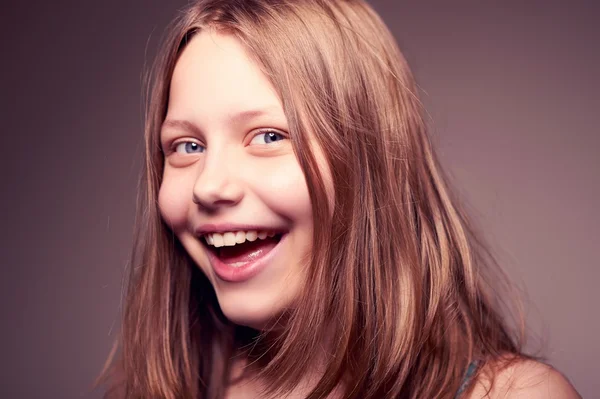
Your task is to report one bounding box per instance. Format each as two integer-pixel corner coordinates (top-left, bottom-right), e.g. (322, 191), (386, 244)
(226, 323), (346, 398)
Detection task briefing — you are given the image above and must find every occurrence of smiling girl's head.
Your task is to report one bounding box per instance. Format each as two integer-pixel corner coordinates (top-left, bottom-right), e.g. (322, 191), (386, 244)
(103, 1), (526, 398)
(159, 30), (318, 329)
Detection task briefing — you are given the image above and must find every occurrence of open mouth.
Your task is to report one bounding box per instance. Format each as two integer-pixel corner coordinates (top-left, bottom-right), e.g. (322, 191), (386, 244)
(201, 232), (285, 266)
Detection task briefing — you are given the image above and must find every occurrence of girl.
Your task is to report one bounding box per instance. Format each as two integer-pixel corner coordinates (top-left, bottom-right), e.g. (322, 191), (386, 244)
(99, 0), (580, 398)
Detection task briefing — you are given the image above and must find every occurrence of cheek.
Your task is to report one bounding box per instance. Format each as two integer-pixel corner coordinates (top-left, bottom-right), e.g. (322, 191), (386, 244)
(252, 157), (313, 222)
(158, 174), (191, 230)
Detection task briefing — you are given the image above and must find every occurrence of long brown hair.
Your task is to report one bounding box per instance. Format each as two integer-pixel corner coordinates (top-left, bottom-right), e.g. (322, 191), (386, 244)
(97, 0), (529, 397)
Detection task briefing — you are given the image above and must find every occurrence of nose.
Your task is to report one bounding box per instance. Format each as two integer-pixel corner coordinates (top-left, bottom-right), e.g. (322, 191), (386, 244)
(192, 151), (244, 211)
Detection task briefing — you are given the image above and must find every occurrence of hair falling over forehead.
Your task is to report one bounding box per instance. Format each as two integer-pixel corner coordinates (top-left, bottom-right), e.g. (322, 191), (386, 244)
(98, 0), (529, 398)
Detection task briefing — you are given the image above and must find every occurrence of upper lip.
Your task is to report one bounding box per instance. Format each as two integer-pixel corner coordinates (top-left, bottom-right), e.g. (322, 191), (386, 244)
(194, 223), (288, 236)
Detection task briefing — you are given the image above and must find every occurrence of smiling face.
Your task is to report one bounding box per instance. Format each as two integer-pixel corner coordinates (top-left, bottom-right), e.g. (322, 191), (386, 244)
(158, 30), (316, 329)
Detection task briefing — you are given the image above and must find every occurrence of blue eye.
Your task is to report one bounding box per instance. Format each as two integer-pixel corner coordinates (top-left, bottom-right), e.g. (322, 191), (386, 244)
(250, 130), (286, 145)
(174, 141), (205, 154)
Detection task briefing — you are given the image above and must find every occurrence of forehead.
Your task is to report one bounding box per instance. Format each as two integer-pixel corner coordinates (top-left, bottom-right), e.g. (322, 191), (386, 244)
(167, 30), (284, 125)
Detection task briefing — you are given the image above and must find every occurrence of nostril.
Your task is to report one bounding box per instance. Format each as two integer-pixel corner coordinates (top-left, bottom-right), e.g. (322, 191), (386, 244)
(192, 179), (244, 210)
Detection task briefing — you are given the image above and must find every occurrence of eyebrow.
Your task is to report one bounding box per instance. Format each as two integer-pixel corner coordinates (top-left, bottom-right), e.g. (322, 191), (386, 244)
(161, 119), (201, 136)
(160, 108), (281, 135)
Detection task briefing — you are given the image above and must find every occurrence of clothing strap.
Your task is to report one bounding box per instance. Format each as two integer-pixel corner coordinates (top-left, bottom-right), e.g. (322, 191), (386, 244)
(455, 360), (480, 398)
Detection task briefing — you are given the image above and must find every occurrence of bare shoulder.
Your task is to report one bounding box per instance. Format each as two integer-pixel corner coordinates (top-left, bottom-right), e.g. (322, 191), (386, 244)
(465, 357), (581, 399)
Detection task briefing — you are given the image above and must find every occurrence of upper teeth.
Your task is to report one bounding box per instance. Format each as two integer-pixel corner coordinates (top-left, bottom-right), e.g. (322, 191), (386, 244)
(204, 230), (277, 248)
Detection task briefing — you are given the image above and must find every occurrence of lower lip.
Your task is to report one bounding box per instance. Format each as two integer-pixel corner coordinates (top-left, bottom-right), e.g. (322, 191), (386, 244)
(206, 233), (287, 283)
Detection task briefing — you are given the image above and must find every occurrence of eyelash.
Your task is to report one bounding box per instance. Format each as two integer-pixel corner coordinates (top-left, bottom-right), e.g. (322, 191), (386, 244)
(171, 129), (286, 155)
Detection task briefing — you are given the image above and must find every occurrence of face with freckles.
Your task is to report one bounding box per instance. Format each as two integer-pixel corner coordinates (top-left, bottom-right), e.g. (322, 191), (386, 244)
(158, 30), (318, 329)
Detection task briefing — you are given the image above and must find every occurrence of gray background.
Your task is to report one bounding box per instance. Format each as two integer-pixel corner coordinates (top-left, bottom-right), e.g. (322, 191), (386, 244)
(1, 0), (597, 397)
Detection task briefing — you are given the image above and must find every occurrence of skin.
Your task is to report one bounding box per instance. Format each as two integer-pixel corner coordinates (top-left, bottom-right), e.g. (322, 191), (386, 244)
(158, 30), (315, 329)
(467, 359), (581, 399)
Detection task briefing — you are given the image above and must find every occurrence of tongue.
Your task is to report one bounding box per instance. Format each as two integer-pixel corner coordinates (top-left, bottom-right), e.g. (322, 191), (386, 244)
(218, 236), (279, 265)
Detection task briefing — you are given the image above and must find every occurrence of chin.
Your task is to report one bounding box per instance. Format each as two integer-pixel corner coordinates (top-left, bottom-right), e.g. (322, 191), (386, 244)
(215, 289), (293, 330)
